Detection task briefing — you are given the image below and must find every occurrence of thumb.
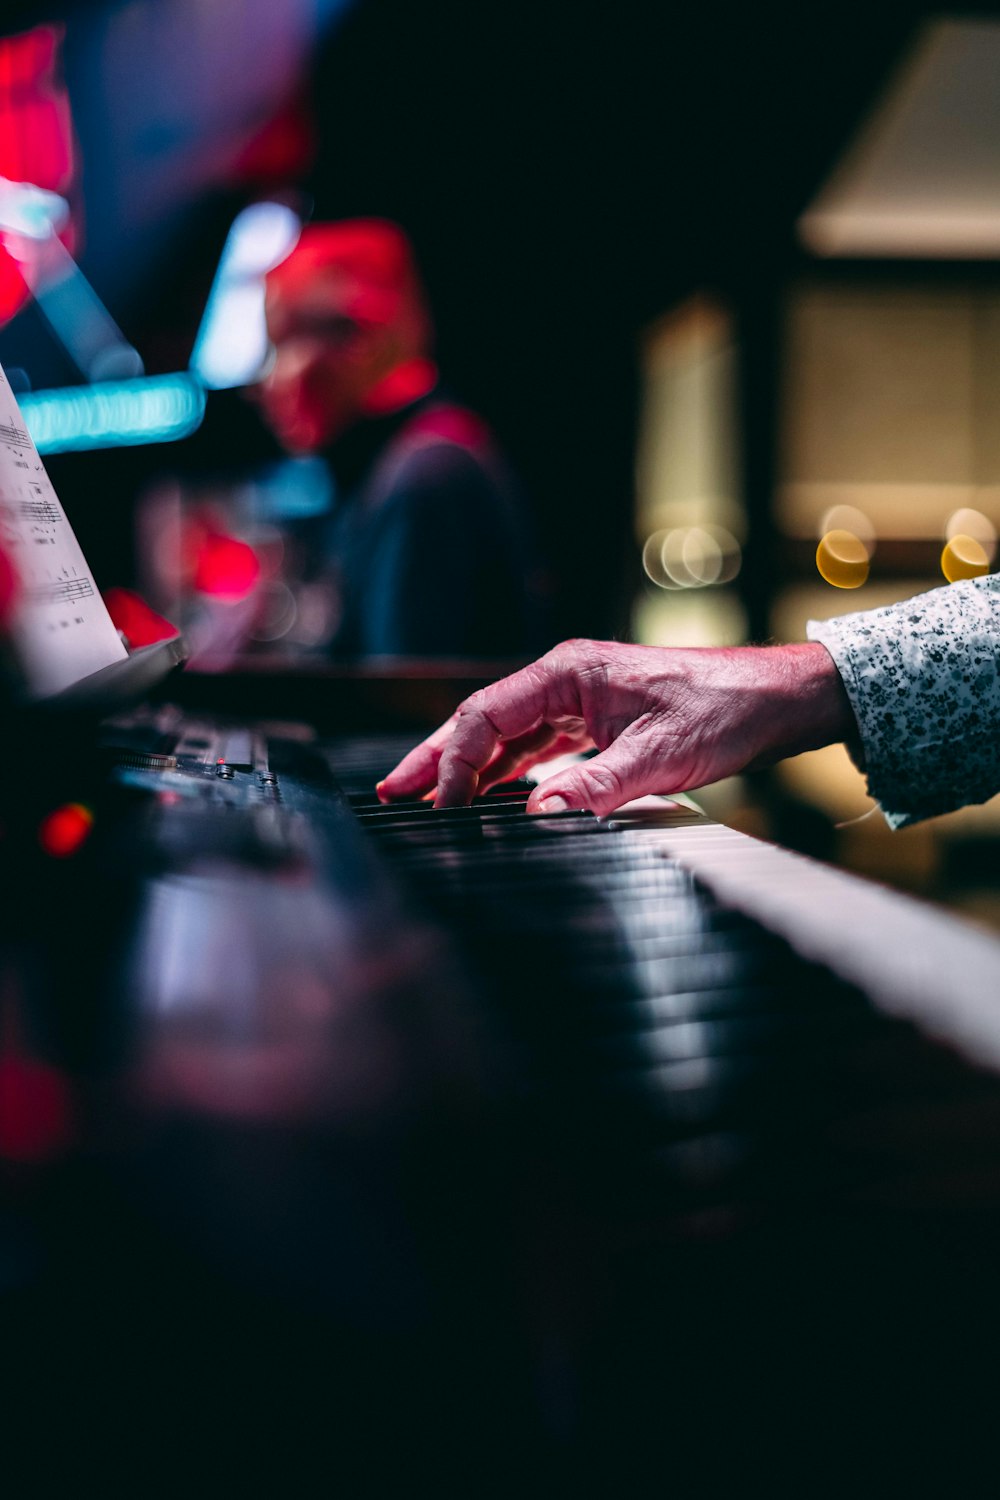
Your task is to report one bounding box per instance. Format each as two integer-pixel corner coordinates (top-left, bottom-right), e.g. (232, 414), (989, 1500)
(526, 733), (667, 818)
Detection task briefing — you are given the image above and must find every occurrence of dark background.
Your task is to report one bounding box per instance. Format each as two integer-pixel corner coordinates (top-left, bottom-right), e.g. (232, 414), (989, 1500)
(5, 0), (995, 640)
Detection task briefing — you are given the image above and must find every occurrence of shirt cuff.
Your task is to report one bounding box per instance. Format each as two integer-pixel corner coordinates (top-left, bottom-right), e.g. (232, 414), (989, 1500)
(807, 576), (1000, 829)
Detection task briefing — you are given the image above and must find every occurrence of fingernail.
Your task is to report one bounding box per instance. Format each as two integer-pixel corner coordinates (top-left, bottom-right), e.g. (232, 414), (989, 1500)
(535, 794), (570, 814)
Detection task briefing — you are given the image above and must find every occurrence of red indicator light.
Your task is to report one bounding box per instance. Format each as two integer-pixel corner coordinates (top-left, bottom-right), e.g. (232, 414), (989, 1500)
(38, 802), (93, 858)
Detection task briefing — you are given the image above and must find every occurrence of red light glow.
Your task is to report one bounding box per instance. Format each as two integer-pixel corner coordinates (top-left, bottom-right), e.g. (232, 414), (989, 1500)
(38, 802), (93, 858)
(102, 586), (179, 648)
(0, 541), (20, 625)
(193, 533), (261, 600)
(407, 402), (492, 451)
(362, 356), (438, 417)
(0, 1052), (72, 1162)
(229, 92), (315, 185)
(0, 26), (79, 327)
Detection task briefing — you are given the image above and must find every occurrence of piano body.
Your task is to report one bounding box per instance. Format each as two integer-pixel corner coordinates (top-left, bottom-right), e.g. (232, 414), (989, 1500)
(4, 667), (1000, 1491)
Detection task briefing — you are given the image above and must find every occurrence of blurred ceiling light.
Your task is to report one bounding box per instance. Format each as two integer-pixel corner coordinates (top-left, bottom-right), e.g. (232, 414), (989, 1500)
(816, 530), (870, 588)
(941, 533), (990, 583)
(945, 507), (997, 561)
(818, 504), (876, 558)
(190, 200), (302, 390)
(799, 19), (1000, 258)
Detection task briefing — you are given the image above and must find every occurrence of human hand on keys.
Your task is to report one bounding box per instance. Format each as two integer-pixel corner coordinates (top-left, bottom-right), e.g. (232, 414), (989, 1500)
(377, 638), (855, 816)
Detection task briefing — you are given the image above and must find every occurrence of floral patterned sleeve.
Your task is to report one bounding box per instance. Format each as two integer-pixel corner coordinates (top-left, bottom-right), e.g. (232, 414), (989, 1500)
(806, 576), (1000, 829)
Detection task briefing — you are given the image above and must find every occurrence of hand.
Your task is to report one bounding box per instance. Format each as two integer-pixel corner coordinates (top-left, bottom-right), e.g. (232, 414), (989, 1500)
(377, 638), (856, 816)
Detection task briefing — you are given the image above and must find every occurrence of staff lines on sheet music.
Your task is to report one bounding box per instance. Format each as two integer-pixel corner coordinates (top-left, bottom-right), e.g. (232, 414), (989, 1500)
(29, 576), (95, 605)
(0, 418), (32, 450)
(20, 497), (60, 526)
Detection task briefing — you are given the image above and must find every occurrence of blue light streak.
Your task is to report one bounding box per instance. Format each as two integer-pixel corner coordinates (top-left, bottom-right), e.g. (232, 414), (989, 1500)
(190, 200), (301, 390)
(20, 374), (206, 454)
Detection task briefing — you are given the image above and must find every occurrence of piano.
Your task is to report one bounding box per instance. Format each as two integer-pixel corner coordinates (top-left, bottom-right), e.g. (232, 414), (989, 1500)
(4, 681), (1000, 1490)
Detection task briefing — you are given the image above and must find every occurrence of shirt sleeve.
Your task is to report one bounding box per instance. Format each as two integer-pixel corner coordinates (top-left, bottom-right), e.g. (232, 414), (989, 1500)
(806, 576), (1000, 828)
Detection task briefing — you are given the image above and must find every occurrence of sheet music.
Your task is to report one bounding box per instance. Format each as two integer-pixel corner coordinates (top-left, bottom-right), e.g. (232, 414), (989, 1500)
(0, 362), (127, 696)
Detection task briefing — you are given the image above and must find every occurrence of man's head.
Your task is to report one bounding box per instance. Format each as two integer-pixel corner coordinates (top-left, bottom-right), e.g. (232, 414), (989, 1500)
(255, 219), (436, 453)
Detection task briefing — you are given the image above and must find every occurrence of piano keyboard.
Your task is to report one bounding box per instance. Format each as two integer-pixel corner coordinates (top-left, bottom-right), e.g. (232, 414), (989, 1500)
(329, 734), (1000, 1214)
(319, 733), (1000, 1484)
(12, 717), (1000, 1488)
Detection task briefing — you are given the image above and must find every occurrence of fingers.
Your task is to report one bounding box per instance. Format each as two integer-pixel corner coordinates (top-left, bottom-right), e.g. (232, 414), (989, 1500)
(434, 722), (491, 806)
(377, 715), (458, 801)
(476, 724), (563, 794)
(378, 644), (596, 807)
(525, 722), (666, 818)
(478, 728), (590, 793)
(430, 657), (571, 806)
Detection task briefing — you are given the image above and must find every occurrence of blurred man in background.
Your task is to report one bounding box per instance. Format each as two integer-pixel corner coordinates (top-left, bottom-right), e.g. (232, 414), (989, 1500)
(253, 218), (542, 658)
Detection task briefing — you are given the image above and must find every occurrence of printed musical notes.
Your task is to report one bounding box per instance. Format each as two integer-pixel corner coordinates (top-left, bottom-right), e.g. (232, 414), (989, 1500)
(0, 416), (32, 451)
(30, 574), (95, 605)
(0, 358), (126, 695)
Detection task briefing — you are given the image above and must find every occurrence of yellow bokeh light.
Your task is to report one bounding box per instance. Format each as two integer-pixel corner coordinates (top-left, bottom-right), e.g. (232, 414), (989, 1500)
(944, 508), (996, 562)
(818, 504), (876, 558)
(816, 530), (869, 588)
(940, 532), (989, 582)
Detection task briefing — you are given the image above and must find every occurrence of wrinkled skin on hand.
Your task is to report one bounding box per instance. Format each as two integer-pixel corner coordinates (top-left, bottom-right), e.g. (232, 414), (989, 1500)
(378, 639), (856, 816)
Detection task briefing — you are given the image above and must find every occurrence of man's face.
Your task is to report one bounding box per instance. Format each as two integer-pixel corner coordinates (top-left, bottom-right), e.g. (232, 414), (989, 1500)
(255, 278), (391, 453)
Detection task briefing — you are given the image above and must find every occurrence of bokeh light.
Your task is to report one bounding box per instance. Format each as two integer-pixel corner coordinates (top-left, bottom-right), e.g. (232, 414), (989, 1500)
(641, 529), (673, 588)
(250, 580), (298, 641)
(642, 525), (741, 590)
(193, 533), (261, 600)
(818, 504), (877, 558)
(816, 529), (870, 588)
(945, 507), (997, 562)
(941, 532), (990, 582)
(38, 802), (94, 858)
(0, 1054), (72, 1162)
